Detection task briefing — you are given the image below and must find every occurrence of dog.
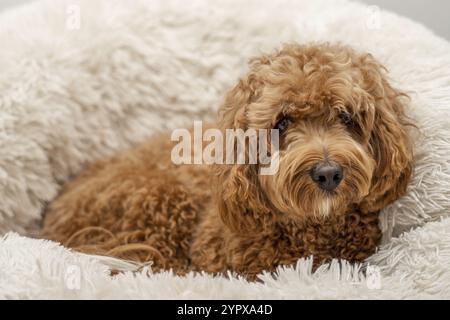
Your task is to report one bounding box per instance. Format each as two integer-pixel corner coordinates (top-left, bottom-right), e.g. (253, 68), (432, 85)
(41, 43), (413, 280)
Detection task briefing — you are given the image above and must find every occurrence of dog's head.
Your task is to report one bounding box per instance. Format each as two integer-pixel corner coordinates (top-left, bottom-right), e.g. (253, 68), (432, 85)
(216, 43), (413, 233)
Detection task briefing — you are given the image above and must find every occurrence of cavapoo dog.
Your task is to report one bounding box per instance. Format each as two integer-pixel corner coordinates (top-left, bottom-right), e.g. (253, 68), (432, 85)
(41, 43), (413, 280)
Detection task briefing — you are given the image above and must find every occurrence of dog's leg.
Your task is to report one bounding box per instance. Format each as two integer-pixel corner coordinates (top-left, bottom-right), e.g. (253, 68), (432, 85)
(41, 136), (210, 274)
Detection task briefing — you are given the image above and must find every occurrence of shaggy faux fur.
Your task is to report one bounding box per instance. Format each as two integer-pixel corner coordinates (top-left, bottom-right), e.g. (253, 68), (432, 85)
(3, 217), (450, 299)
(41, 43), (412, 279)
(0, 0), (450, 299)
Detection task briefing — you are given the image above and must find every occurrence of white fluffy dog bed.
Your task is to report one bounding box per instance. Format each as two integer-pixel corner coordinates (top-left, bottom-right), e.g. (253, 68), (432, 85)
(1, 0), (450, 299)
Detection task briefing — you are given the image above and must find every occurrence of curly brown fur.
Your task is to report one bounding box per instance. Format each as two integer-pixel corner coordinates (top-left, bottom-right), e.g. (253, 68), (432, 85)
(41, 43), (413, 280)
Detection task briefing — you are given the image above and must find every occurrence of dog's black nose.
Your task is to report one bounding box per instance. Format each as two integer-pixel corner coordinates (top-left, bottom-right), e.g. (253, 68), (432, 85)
(310, 161), (343, 191)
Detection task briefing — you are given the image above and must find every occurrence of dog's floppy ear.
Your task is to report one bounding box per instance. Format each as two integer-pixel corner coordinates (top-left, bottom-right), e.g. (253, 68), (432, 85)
(215, 164), (274, 233)
(214, 69), (274, 233)
(360, 56), (413, 212)
(218, 70), (262, 130)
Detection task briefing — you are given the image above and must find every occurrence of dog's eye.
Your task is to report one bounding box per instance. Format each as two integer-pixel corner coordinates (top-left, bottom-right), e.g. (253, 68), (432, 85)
(274, 117), (291, 133)
(339, 112), (353, 128)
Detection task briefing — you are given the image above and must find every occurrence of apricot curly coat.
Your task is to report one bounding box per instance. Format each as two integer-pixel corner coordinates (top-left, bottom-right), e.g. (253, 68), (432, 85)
(41, 43), (413, 280)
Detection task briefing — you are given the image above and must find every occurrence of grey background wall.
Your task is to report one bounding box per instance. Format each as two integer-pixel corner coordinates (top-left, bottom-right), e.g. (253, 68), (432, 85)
(0, 0), (449, 40)
(360, 0), (449, 40)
